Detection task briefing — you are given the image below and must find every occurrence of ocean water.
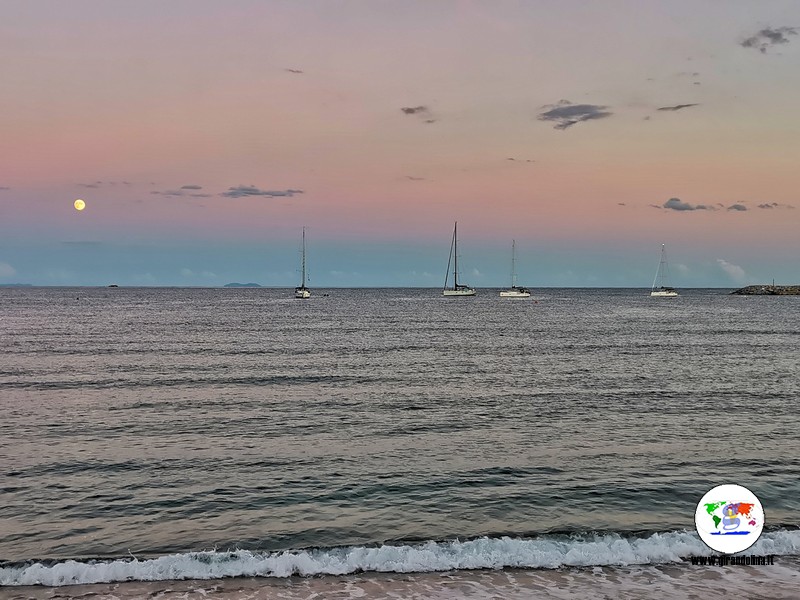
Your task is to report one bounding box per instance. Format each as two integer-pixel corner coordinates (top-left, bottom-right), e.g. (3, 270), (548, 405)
(1, 287), (798, 597)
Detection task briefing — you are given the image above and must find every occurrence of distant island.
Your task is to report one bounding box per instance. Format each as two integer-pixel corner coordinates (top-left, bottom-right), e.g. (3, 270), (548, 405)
(0, 283), (33, 287)
(223, 282), (262, 288)
(731, 285), (800, 296)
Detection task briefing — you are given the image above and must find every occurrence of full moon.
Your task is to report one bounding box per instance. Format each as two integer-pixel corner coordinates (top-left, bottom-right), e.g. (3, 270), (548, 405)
(74, 199), (86, 211)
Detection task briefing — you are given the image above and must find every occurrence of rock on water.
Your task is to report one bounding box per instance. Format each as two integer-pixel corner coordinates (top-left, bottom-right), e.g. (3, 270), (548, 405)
(731, 285), (800, 295)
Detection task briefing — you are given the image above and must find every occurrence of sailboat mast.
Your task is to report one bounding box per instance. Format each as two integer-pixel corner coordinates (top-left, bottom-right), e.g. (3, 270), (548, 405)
(453, 221), (459, 287)
(301, 227), (306, 288)
(511, 239), (517, 288)
(453, 222), (459, 287)
(652, 243), (667, 290)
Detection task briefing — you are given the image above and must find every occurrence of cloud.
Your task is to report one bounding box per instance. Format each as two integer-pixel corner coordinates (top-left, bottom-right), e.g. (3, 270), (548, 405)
(151, 189), (212, 198)
(537, 100), (612, 130)
(717, 259), (747, 283)
(0, 186), (9, 190)
(0, 261), (16, 278)
(657, 103), (700, 111)
(506, 157), (535, 163)
(151, 184), (207, 197)
(77, 180), (132, 188)
(221, 185), (304, 198)
(757, 202), (795, 209)
(405, 176), (426, 181)
(285, 68), (304, 74)
(741, 26), (798, 53)
(727, 204), (748, 211)
(401, 105), (437, 123)
(662, 197), (715, 211)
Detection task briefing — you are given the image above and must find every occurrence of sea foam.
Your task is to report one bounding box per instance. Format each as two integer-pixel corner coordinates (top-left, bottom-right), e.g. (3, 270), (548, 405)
(2, 529), (799, 587)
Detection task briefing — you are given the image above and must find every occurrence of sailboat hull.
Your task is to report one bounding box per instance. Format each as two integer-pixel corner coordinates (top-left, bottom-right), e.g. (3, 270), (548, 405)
(500, 289), (531, 298)
(443, 288), (476, 296)
(650, 289), (678, 297)
(295, 288), (310, 299)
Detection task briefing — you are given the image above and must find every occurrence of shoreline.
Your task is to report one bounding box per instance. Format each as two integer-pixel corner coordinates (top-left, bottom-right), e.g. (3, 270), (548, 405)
(4, 558), (799, 600)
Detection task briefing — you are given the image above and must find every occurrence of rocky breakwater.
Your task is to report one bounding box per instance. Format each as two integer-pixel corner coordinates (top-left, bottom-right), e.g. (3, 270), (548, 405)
(731, 285), (800, 295)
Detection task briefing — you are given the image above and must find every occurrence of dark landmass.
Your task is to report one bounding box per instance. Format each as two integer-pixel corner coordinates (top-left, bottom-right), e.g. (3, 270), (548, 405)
(731, 285), (800, 295)
(0, 283), (33, 287)
(224, 282), (262, 288)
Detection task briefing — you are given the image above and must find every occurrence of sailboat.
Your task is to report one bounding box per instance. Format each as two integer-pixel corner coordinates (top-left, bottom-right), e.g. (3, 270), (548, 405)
(650, 243), (679, 297)
(294, 227), (311, 299)
(500, 239), (531, 298)
(442, 221), (476, 296)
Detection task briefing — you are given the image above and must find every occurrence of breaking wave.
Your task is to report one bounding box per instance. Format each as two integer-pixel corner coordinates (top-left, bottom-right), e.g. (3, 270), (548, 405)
(3, 529), (799, 587)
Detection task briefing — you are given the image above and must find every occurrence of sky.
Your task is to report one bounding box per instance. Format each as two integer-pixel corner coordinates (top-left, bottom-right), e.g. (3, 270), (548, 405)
(1, 0), (799, 287)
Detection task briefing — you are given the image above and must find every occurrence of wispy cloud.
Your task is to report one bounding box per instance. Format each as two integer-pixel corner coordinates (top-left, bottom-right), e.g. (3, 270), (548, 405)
(180, 268), (217, 279)
(741, 26), (798, 53)
(221, 185), (304, 198)
(717, 259), (747, 283)
(180, 184), (203, 190)
(657, 103), (700, 111)
(660, 197), (715, 211)
(151, 189), (211, 198)
(727, 204), (748, 211)
(758, 202), (795, 209)
(0, 186), (10, 191)
(400, 105), (437, 124)
(506, 157), (535, 163)
(0, 261), (16, 278)
(284, 68), (304, 74)
(537, 100), (612, 130)
(77, 180), (132, 188)
(404, 176), (426, 181)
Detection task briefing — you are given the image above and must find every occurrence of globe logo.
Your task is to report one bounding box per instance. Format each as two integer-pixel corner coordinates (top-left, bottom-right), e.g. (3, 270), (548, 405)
(695, 484), (764, 554)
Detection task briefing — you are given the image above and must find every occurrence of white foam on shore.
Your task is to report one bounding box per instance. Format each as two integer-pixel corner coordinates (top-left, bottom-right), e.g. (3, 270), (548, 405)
(2, 529), (798, 587)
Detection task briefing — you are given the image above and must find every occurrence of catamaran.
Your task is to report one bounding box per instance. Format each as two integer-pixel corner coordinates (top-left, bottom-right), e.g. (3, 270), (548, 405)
(294, 227), (311, 299)
(650, 243), (678, 297)
(500, 239), (531, 298)
(442, 221), (476, 296)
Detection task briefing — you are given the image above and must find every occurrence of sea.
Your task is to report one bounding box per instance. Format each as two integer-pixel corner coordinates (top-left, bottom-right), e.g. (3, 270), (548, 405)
(1, 287), (798, 599)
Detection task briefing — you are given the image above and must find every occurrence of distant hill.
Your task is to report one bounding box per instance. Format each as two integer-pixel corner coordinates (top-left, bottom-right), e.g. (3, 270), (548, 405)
(0, 283), (33, 287)
(223, 282), (262, 288)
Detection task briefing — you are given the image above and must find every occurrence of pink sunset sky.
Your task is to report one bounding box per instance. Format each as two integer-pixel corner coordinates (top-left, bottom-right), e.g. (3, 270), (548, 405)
(1, 0), (798, 286)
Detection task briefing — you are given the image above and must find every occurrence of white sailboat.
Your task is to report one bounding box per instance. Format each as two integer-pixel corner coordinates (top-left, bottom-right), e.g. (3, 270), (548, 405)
(442, 221), (476, 296)
(294, 227), (311, 299)
(650, 243), (678, 297)
(500, 239), (531, 298)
